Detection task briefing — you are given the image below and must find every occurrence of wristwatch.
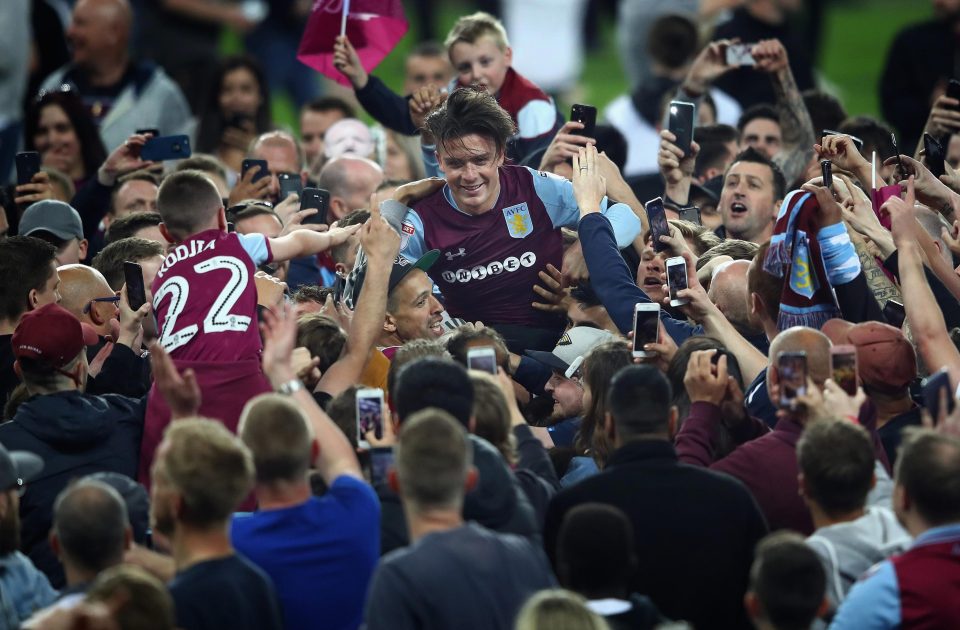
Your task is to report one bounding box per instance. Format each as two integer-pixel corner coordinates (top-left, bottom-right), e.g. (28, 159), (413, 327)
(277, 379), (304, 396)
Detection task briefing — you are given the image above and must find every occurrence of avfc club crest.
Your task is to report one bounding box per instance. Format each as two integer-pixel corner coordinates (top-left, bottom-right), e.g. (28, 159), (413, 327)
(502, 203), (533, 239)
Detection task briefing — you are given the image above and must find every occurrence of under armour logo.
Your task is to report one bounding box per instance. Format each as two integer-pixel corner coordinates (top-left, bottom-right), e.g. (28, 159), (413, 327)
(445, 248), (467, 260)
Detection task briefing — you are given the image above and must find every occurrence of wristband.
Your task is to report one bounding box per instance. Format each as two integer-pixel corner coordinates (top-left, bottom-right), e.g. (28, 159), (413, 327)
(277, 379), (304, 396)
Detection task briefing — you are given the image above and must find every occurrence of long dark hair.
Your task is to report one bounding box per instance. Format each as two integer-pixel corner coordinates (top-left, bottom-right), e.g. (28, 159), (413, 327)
(25, 87), (107, 181)
(196, 55), (272, 153)
(576, 341), (634, 468)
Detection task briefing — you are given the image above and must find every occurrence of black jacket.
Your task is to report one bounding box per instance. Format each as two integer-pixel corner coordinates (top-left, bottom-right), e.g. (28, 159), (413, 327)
(376, 434), (540, 555)
(0, 390), (144, 588)
(544, 440), (768, 630)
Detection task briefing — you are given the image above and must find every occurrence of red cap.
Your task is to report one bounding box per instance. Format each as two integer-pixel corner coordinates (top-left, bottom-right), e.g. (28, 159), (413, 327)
(12, 303), (93, 369)
(822, 318), (916, 392)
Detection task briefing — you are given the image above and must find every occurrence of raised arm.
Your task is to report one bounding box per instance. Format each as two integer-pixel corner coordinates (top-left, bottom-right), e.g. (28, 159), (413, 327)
(268, 223), (361, 263)
(754, 39), (816, 186)
(261, 305), (362, 483)
(316, 203), (401, 396)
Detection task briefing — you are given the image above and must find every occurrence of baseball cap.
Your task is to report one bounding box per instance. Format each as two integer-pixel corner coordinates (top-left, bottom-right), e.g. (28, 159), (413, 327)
(347, 250), (440, 308)
(19, 200), (83, 241)
(0, 443), (43, 495)
(525, 326), (617, 373)
(12, 303), (95, 370)
(822, 318), (917, 391)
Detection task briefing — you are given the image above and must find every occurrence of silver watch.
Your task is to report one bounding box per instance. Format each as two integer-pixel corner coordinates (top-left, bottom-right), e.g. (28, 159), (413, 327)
(277, 379), (304, 396)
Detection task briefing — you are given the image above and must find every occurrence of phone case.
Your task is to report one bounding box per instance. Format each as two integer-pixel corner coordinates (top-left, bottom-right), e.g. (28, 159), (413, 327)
(141, 135), (191, 161)
(668, 102), (696, 153)
(15, 152), (41, 186)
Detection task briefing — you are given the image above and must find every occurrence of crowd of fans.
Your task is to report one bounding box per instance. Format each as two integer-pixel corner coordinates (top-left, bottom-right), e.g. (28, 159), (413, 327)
(2, 0), (960, 628)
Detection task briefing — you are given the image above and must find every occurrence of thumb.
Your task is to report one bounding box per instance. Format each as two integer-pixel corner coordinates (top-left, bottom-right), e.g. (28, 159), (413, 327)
(369, 192), (381, 220)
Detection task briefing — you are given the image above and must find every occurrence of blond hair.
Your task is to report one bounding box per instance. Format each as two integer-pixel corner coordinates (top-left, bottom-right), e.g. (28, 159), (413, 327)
(157, 418), (254, 527)
(444, 11), (509, 53)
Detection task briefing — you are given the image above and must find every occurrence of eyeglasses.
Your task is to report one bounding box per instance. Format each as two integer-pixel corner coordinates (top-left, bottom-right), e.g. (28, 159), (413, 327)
(83, 295), (121, 314)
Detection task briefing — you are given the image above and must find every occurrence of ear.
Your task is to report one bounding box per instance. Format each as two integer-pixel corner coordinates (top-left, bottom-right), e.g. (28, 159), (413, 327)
(217, 206), (227, 232)
(159, 223), (175, 244)
(387, 467), (400, 494)
(744, 592), (761, 621)
(504, 46), (513, 65)
(464, 466), (479, 492)
(798, 472), (808, 498)
(300, 171), (308, 188)
(78, 239), (89, 260)
(383, 313), (398, 334)
(667, 406), (678, 439)
(468, 416), (477, 434)
(310, 439), (321, 467)
(123, 525), (133, 550)
(335, 262), (349, 277)
(49, 530), (61, 557)
(604, 411), (617, 444)
(869, 470), (877, 491)
(12, 360), (21, 380)
(749, 291), (762, 318)
(27, 288), (40, 310)
(817, 595), (830, 619)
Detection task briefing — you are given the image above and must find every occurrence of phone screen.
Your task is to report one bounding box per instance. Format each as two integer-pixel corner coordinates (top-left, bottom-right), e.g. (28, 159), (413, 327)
(924, 133), (946, 178)
(821, 160), (832, 189)
(123, 261), (147, 311)
(948, 79), (960, 104)
(357, 392), (384, 441)
(633, 308), (659, 353)
(831, 347), (858, 396)
(667, 261), (688, 304)
(369, 448), (394, 486)
(467, 348), (498, 375)
(778, 352), (808, 408)
(646, 197), (670, 253)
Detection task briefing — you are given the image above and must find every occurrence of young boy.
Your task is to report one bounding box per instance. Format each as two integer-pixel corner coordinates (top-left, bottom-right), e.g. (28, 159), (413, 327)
(139, 170), (359, 485)
(334, 12), (561, 162)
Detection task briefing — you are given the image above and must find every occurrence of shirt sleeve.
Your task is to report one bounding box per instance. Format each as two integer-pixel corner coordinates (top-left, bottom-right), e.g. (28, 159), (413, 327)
(529, 167), (641, 247)
(818, 222), (861, 285)
(390, 203), (426, 263)
(237, 232), (272, 266)
(420, 143), (442, 179)
(516, 99), (559, 139)
(829, 560), (901, 630)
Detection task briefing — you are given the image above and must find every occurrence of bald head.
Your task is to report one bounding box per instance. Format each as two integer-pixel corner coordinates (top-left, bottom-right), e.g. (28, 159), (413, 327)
(318, 156), (384, 220)
(769, 326), (832, 388)
(915, 205), (953, 266)
(53, 479), (130, 575)
(708, 260), (754, 332)
(58, 264), (115, 322)
(68, 0), (131, 69)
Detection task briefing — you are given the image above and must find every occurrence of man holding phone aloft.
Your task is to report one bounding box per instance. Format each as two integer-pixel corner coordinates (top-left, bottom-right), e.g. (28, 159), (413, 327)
(383, 89), (640, 353)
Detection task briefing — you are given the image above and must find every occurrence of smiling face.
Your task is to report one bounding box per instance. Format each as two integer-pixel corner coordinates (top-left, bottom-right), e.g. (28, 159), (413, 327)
(436, 134), (504, 215)
(718, 160), (779, 244)
(34, 104), (82, 178)
(449, 36), (512, 94)
(545, 371), (584, 420)
(219, 66), (262, 118)
(386, 269), (445, 341)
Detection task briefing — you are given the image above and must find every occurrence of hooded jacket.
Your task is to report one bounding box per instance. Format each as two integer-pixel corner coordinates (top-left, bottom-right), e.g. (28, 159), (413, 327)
(0, 391), (144, 588)
(807, 506), (911, 612)
(376, 435), (539, 555)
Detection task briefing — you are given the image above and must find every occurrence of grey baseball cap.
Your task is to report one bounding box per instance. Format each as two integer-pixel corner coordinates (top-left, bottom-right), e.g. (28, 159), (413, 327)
(526, 326), (617, 373)
(0, 443), (43, 495)
(19, 200), (83, 240)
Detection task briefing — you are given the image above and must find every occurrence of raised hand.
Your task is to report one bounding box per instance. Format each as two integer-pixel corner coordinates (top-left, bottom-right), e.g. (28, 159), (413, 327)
(683, 39), (737, 95)
(883, 176), (918, 247)
(684, 349), (729, 405)
(752, 38), (789, 74)
(814, 134), (869, 176)
(531, 263), (571, 314)
(361, 195), (401, 263)
(410, 85), (448, 133)
(923, 94), (960, 138)
(227, 164), (272, 207)
(14, 171), (54, 207)
(572, 145), (606, 216)
(658, 130), (700, 186)
(539, 121), (595, 174)
(333, 35), (369, 89)
(149, 341), (201, 419)
(98, 134), (157, 186)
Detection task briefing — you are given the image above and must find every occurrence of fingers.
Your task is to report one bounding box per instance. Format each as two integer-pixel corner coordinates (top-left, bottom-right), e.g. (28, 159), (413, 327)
(905, 175), (916, 206)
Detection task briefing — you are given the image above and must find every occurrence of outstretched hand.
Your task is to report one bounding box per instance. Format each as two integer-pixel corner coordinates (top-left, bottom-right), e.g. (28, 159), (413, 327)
(149, 342), (201, 419)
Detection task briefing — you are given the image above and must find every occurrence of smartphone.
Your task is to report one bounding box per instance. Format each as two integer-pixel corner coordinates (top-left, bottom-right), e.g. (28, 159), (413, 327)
(15, 151), (41, 186)
(831, 345), (858, 396)
(225, 113), (252, 130)
(668, 101), (696, 154)
(632, 303), (660, 358)
(356, 388), (385, 449)
(948, 79), (960, 104)
(369, 447), (394, 486)
(678, 206), (701, 225)
(646, 197), (670, 253)
(123, 261), (146, 311)
(725, 43), (756, 66)
(570, 104), (597, 138)
(821, 159), (833, 189)
(777, 351), (808, 408)
(241, 158), (270, 183)
(923, 132), (946, 178)
(466, 346), (498, 375)
(278, 172), (302, 200)
(890, 132), (905, 178)
(135, 128), (159, 138)
(822, 129), (864, 153)
(666, 256), (689, 307)
(923, 368), (955, 422)
(140, 135), (191, 161)
(883, 300), (906, 329)
(301, 187), (330, 225)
